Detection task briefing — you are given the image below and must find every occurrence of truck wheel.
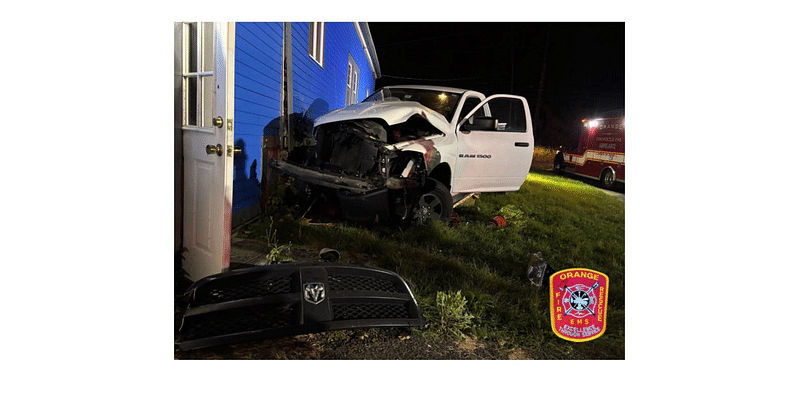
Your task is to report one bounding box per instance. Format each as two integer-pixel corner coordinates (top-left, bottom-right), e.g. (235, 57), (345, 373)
(553, 154), (565, 174)
(601, 169), (616, 189)
(413, 179), (453, 225)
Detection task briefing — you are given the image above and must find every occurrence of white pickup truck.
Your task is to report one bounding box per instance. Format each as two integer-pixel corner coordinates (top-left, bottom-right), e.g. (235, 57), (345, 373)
(270, 85), (534, 224)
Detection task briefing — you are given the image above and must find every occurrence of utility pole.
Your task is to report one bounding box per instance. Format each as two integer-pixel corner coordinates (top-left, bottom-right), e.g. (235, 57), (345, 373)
(510, 49), (514, 93)
(533, 24), (551, 142)
(509, 25), (515, 93)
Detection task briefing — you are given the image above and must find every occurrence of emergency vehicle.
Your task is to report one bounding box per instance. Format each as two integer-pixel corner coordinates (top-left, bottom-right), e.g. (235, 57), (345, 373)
(553, 115), (624, 189)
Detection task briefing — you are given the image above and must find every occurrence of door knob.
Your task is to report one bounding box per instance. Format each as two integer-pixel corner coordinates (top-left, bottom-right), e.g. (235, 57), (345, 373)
(227, 145), (243, 157)
(206, 144), (223, 156)
(213, 116), (224, 128)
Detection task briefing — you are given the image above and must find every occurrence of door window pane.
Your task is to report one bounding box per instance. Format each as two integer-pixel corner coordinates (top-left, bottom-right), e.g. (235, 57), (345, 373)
(182, 22), (215, 128)
(188, 22), (198, 73)
(486, 98), (527, 132)
(459, 97), (484, 123)
(201, 76), (214, 127)
(187, 76), (197, 126)
(201, 22), (214, 72)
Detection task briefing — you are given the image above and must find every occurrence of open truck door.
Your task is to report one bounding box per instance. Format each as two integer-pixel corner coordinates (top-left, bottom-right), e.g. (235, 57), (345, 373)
(453, 95), (534, 193)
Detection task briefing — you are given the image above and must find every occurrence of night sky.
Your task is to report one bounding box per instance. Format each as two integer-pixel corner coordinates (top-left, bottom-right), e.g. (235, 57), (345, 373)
(368, 22), (624, 147)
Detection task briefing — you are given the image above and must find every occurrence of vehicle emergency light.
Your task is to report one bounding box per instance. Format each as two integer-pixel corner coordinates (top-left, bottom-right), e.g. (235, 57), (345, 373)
(584, 119), (600, 136)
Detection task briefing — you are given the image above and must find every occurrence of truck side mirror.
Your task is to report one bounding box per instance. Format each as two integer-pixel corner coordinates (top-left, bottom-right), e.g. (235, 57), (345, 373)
(461, 116), (498, 132)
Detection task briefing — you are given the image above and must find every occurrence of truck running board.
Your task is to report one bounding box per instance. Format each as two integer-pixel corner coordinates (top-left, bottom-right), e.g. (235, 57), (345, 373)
(452, 193), (479, 208)
(176, 263), (425, 351)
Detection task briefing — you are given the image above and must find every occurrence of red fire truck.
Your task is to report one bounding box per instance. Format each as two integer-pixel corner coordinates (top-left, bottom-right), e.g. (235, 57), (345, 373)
(553, 115), (624, 189)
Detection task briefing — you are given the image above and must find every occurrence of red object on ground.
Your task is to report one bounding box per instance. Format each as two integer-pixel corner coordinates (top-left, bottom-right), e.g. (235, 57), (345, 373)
(450, 212), (460, 227)
(490, 215), (507, 227)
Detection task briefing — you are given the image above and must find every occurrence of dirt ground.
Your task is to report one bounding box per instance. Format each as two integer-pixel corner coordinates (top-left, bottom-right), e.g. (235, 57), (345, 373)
(174, 329), (528, 360)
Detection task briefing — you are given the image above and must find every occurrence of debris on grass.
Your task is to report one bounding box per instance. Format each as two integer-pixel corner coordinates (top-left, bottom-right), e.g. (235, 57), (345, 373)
(489, 215), (507, 228)
(450, 212), (460, 227)
(527, 252), (556, 287)
(453, 193), (479, 208)
(487, 204), (526, 228)
(319, 247), (340, 261)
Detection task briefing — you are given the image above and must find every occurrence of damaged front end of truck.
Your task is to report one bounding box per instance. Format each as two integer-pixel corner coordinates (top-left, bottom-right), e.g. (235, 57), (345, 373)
(269, 101), (448, 224)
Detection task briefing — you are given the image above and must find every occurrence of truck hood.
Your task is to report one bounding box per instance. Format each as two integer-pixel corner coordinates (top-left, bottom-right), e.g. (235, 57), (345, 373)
(314, 100), (452, 135)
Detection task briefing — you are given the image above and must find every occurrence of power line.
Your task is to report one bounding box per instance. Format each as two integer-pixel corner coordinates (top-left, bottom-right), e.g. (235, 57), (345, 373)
(373, 28), (490, 49)
(380, 73), (506, 82)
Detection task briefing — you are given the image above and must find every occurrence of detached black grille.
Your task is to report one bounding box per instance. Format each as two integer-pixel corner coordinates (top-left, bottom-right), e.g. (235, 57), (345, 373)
(328, 274), (399, 293)
(333, 303), (410, 320)
(181, 304), (296, 341)
(195, 276), (292, 306)
(177, 263), (424, 351)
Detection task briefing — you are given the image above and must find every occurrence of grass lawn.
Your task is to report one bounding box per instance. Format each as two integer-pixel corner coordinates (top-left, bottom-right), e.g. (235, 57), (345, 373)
(236, 169), (625, 359)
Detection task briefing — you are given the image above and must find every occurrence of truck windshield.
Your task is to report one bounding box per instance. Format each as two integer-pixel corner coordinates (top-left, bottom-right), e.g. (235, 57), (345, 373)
(364, 88), (462, 122)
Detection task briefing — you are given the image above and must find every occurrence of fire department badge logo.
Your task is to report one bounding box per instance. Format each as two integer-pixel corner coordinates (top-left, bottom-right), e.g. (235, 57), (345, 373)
(549, 268), (609, 342)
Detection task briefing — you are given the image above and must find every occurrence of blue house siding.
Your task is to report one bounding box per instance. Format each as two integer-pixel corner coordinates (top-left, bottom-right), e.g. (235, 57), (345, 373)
(232, 22), (283, 220)
(291, 22), (375, 120)
(229, 22), (378, 225)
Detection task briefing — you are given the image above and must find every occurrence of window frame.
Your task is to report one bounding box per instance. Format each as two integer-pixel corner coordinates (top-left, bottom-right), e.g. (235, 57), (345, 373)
(308, 22), (325, 67)
(181, 22), (215, 128)
(345, 55), (360, 106)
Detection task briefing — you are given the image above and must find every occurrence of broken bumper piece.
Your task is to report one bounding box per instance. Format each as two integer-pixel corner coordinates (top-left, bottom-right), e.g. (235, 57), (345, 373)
(269, 159), (378, 193)
(176, 263), (425, 351)
(269, 159), (399, 222)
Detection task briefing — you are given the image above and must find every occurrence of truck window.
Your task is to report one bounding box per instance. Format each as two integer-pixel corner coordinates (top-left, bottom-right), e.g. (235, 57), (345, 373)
(458, 97), (485, 123)
(484, 97), (527, 132)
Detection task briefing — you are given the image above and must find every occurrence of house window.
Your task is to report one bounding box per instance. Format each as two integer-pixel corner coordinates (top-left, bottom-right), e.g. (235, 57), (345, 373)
(181, 22), (214, 128)
(346, 55), (359, 106)
(308, 22), (324, 67)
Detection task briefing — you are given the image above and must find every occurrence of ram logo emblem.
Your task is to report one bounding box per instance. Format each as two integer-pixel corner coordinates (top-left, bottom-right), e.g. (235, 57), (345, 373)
(303, 283), (326, 305)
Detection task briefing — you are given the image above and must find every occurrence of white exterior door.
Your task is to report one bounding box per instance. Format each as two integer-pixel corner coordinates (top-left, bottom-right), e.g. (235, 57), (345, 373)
(179, 22), (235, 281)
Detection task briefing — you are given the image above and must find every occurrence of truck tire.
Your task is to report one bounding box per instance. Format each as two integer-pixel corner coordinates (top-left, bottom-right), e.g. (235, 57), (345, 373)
(413, 179), (453, 225)
(601, 169), (616, 189)
(553, 153), (564, 174)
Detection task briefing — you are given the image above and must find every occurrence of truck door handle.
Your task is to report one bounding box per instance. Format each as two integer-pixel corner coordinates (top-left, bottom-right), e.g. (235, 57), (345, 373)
(514, 142), (529, 147)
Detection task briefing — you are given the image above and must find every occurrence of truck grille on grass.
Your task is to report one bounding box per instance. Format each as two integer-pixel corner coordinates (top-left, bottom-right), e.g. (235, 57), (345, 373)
(328, 274), (400, 293)
(195, 276), (292, 306)
(180, 304), (296, 341)
(177, 263), (424, 351)
(333, 303), (410, 320)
